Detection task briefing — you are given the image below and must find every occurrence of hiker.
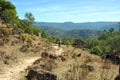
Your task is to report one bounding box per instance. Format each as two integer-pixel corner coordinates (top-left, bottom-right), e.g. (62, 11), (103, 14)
(58, 40), (62, 47)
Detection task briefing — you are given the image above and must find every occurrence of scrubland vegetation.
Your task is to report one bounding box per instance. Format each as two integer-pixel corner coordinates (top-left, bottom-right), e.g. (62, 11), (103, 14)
(86, 27), (120, 56)
(0, 0), (120, 80)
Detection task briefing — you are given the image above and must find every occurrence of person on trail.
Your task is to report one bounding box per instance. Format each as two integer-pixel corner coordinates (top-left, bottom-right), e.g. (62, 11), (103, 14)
(58, 40), (62, 47)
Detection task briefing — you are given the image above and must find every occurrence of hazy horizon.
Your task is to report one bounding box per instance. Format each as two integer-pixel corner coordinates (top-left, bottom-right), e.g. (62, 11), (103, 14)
(35, 21), (119, 23)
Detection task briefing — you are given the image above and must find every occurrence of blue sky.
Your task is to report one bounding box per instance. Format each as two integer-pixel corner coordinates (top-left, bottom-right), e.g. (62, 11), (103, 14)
(10, 0), (120, 22)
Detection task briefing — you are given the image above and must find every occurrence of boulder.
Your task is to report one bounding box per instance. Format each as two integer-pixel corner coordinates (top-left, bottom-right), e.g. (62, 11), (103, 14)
(114, 75), (120, 80)
(49, 54), (57, 60)
(41, 52), (49, 58)
(26, 69), (57, 80)
(80, 64), (95, 72)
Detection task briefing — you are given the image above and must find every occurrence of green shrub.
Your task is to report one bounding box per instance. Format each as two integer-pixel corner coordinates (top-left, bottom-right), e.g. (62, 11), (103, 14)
(85, 37), (99, 49)
(41, 31), (47, 38)
(19, 76), (26, 80)
(47, 36), (60, 43)
(12, 26), (24, 34)
(90, 46), (103, 56)
(1, 9), (17, 24)
(62, 37), (73, 45)
(0, 0), (17, 24)
(0, 28), (10, 37)
(32, 27), (42, 36)
(21, 33), (33, 43)
(25, 26), (33, 35)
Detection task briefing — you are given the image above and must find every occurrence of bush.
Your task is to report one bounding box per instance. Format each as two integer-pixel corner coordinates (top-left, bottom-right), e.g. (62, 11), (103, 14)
(110, 35), (120, 54)
(90, 46), (103, 56)
(25, 26), (33, 35)
(41, 31), (47, 38)
(62, 37), (73, 45)
(19, 76), (26, 80)
(0, 0), (17, 24)
(47, 36), (60, 43)
(12, 26), (24, 34)
(1, 9), (17, 24)
(85, 37), (99, 49)
(21, 34), (33, 43)
(32, 27), (42, 36)
(17, 20), (34, 35)
(0, 28), (10, 37)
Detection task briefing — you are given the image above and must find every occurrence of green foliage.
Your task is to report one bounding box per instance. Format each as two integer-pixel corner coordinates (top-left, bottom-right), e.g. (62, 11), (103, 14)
(0, 0), (17, 23)
(17, 20), (42, 35)
(109, 27), (115, 34)
(62, 37), (73, 45)
(90, 46), (103, 56)
(85, 37), (99, 49)
(24, 12), (35, 24)
(86, 27), (120, 56)
(21, 33), (33, 43)
(32, 27), (42, 36)
(118, 22), (120, 31)
(17, 20), (33, 34)
(17, 20), (28, 30)
(109, 35), (120, 54)
(19, 76), (26, 80)
(18, 13), (42, 35)
(65, 29), (101, 39)
(0, 28), (10, 37)
(0, 0), (41, 37)
(41, 31), (48, 38)
(25, 26), (33, 34)
(37, 26), (101, 40)
(47, 36), (60, 43)
(98, 31), (109, 40)
(0, 0), (15, 12)
(1, 9), (17, 24)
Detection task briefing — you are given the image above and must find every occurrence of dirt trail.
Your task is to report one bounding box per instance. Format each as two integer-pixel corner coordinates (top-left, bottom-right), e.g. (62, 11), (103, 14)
(53, 45), (64, 56)
(0, 57), (40, 80)
(0, 45), (64, 80)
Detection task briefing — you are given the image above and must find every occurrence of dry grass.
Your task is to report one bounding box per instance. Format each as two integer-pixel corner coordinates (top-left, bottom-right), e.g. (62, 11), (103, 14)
(0, 27), (119, 80)
(52, 45), (119, 80)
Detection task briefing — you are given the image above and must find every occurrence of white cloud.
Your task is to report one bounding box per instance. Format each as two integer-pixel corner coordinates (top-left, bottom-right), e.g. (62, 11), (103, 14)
(11, 1), (34, 6)
(87, 11), (120, 16)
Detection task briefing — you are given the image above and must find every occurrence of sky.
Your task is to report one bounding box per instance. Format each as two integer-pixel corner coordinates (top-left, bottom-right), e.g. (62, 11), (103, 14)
(10, 0), (120, 22)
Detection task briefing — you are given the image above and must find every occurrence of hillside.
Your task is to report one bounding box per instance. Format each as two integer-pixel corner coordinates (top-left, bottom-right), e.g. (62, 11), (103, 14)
(0, 20), (119, 80)
(0, 20), (54, 79)
(25, 45), (119, 80)
(36, 26), (101, 39)
(35, 22), (119, 30)
(0, 0), (120, 80)
(35, 22), (119, 39)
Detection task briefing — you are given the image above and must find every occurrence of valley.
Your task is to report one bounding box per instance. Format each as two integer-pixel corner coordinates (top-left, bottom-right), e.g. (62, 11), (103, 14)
(0, 0), (120, 80)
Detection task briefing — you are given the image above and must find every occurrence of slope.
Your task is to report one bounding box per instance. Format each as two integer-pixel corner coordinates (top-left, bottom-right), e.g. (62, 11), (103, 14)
(35, 22), (119, 30)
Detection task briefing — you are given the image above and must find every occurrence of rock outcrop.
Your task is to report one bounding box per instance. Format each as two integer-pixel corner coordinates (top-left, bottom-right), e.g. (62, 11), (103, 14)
(26, 69), (57, 80)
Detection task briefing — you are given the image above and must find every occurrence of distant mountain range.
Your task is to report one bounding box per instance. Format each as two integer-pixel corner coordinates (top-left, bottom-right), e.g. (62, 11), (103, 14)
(35, 22), (119, 30)
(34, 22), (119, 39)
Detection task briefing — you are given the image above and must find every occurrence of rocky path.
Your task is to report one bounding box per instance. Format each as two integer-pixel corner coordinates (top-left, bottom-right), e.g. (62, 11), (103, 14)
(0, 57), (40, 80)
(53, 45), (64, 56)
(0, 45), (64, 80)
